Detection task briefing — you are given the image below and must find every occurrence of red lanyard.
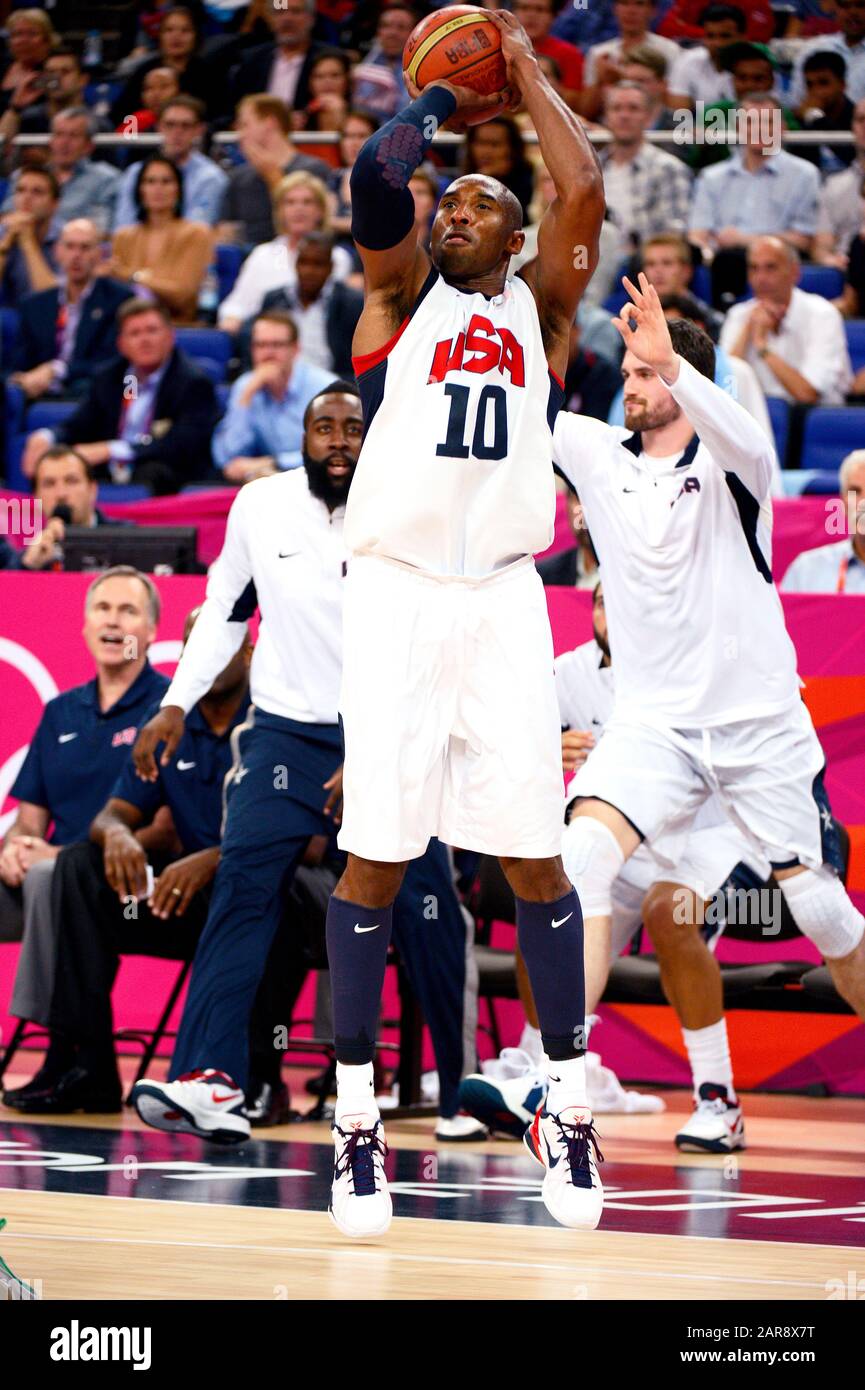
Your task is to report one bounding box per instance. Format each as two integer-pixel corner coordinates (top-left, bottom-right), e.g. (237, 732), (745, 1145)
(836, 552), (850, 594)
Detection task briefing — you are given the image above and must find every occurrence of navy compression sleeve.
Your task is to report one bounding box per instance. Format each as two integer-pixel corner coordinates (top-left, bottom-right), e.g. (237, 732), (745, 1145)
(350, 86), (457, 251)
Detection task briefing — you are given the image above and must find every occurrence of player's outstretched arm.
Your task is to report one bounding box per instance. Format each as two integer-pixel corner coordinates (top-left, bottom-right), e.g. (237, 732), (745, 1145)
(159, 488), (256, 720)
(487, 10), (605, 379)
(350, 80), (511, 330)
(614, 274), (775, 502)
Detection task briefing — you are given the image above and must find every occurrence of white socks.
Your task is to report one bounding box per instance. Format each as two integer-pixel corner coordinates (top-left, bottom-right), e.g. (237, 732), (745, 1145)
(681, 1019), (736, 1102)
(546, 1055), (588, 1112)
(334, 1060), (377, 1126)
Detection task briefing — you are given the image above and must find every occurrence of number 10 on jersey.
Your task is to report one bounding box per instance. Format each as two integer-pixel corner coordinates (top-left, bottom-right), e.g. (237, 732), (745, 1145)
(435, 383), (509, 462)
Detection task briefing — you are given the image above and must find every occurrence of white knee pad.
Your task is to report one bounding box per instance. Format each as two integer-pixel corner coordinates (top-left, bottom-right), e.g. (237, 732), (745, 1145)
(562, 816), (625, 918)
(779, 867), (865, 960)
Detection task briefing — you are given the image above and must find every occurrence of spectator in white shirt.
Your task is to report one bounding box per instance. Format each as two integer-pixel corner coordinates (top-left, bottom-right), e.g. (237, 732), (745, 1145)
(782, 451), (865, 593)
(581, 0), (680, 119)
(599, 83), (693, 249)
(720, 235), (853, 404)
(218, 171), (353, 335)
(667, 3), (744, 108)
(814, 98), (865, 267)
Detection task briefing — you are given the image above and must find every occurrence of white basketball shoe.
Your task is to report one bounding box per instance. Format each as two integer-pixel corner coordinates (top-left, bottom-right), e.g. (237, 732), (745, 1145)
(524, 1102), (604, 1230)
(131, 1068), (250, 1144)
(329, 1111), (392, 1238)
(675, 1083), (746, 1153)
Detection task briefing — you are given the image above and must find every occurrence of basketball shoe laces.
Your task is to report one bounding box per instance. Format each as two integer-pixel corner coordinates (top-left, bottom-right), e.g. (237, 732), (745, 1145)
(334, 1124), (389, 1197)
(551, 1115), (605, 1190)
(696, 1084), (735, 1118)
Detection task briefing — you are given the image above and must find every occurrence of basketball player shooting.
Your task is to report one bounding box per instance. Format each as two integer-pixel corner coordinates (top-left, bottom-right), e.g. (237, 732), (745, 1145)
(325, 8), (606, 1238)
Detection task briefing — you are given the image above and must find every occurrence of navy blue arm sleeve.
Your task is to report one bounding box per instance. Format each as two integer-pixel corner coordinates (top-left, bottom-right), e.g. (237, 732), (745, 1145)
(350, 86), (457, 251)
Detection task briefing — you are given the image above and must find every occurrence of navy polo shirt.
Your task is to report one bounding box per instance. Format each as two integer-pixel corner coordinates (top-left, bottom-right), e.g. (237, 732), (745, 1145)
(11, 662), (169, 845)
(110, 697), (250, 853)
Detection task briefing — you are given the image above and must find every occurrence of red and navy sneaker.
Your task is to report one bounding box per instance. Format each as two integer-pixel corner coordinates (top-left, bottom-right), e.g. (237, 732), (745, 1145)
(524, 1103), (604, 1230)
(131, 1069), (250, 1145)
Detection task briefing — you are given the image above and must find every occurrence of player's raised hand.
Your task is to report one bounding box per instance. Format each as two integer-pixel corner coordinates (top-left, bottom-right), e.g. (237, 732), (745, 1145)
(408, 73), (516, 131)
(612, 272), (679, 381)
(483, 9), (535, 107)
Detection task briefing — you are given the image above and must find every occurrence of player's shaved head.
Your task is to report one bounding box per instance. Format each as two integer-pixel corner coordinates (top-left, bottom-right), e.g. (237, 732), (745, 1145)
(431, 174), (524, 285)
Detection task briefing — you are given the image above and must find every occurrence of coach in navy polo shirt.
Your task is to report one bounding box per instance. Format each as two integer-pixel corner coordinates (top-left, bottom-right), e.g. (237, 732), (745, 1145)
(0, 566), (168, 1052)
(3, 611), (253, 1114)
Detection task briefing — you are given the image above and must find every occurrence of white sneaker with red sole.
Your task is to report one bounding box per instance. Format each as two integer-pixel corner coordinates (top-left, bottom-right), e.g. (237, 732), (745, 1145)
(130, 1068), (250, 1145)
(675, 1083), (745, 1153)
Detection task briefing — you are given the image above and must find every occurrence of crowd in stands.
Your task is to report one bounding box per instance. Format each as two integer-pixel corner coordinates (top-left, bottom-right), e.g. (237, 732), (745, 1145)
(0, 1), (861, 506)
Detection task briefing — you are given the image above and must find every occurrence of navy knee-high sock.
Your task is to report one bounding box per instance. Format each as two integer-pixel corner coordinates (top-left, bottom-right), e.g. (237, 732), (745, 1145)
(515, 888), (586, 1062)
(326, 896), (394, 1064)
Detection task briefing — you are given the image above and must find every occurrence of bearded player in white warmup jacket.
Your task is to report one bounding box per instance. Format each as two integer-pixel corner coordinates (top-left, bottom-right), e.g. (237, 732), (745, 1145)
(553, 273), (865, 1148)
(324, 8), (606, 1238)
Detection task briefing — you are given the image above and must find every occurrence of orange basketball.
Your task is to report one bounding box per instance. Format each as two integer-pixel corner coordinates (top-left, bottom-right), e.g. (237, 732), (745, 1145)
(403, 6), (509, 125)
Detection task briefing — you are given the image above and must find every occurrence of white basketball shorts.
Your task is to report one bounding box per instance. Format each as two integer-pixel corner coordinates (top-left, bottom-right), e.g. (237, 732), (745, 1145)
(569, 699), (825, 872)
(338, 554), (565, 862)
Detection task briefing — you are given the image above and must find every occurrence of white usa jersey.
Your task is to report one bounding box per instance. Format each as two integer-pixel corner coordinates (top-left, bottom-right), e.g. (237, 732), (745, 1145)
(345, 267), (561, 579)
(553, 357), (801, 729)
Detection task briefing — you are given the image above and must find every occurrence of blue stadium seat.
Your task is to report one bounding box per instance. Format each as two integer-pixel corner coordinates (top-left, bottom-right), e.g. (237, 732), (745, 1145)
(799, 265), (844, 300)
(216, 244), (245, 302)
(1, 307), (20, 367)
(766, 396), (790, 469)
(26, 401), (77, 434)
(691, 265), (711, 302)
(801, 406), (865, 472)
(175, 328), (233, 383)
(845, 319), (865, 373)
(96, 484), (151, 504)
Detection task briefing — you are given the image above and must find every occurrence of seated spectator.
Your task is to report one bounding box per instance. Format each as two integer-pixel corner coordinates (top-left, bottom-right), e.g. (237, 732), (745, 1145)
(667, 3), (745, 107)
(0, 45), (91, 142)
(512, 0), (584, 110)
(640, 232), (722, 339)
(782, 450), (865, 592)
(720, 235), (853, 403)
(512, 164), (626, 307)
(2, 611), (253, 1116)
(115, 64), (181, 135)
(351, 3), (415, 121)
(9, 219), (131, 400)
(328, 109), (380, 241)
(2, 108), (121, 233)
(229, 0), (324, 113)
(0, 7), (57, 120)
(112, 5), (218, 123)
(212, 309), (336, 481)
(789, 0), (865, 107)
(216, 94), (332, 247)
(814, 98), (865, 266)
(22, 300), (219, 494)
(798, 50), (857, 172)
(537, 486), (600, 587)
(113, 97), (228, 231)
(260, 232), (363, 376)
(659, 0), (775, 42)
(462, 116), (536, 224)
(106, 156), (213, 324)
(17, 446), (120, 572)
(599, 83), (693, 250)
(838, 203), (865, 313)
(618, 45), (681, 143)
(218, 170), (352, 333)
(291, 48), (352, 135)
(0, 166), (61, 308)
(581, 0), (681, 119)
(689, 95), (820, 304)
(684, 41), (795, 171)
(0, 567), (168, 1079)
